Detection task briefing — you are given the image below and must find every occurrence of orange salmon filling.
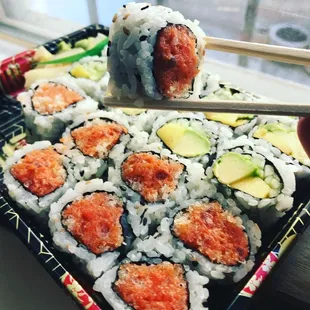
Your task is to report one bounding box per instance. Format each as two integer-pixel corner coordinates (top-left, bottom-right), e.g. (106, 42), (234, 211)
(32, 82), (83, 114)
(114, 262), (188, 310)
(173, 201), (249, 265)
(121, 153), (184, 202)
(10, 148), (66, 197)
(61, 192), (124, 255)
(154, 24), (199, 98)
(71, 120), (128, 158)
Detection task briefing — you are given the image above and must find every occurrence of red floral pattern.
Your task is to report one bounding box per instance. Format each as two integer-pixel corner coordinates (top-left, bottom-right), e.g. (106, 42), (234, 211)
(61, 272), (101, 310)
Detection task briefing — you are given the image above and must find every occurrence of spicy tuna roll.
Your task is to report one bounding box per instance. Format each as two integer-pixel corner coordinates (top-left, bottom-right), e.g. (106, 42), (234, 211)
(121, 152), (184, 203)
(17, 78), (98, 142)
(59, 110), (130, 180)
(132, 199), (261, 283)
(94, 258), (209, 310)
(49, 179), (133, 278)
(108, 3), (205, 100)
(3, 141), (75, 215)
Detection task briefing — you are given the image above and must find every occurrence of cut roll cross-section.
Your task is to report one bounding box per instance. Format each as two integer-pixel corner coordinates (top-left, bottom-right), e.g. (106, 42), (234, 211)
(213, 152), (275, 199)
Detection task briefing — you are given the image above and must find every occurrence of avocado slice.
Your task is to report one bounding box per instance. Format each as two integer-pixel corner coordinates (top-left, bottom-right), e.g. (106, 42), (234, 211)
(157, 123), (211, 157)
(70, 61), (107, 81)
(121, 108), (145, 116)
(205, 112), (255, 127)
(213, 152), (258, 184)
(253, 123), (308, 164)
(75, 34), (108, 50)
(75, 38), (94, 50)
(57, 41), (72, 53)
(230, 176), (270, 199)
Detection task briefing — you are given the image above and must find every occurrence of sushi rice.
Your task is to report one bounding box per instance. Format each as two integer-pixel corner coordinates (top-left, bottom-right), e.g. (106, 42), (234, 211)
(58, 110), (131, 180)
(49, 179), (133, 278)
(108, 2), (206, 100)
(67, 51), (110, 103)
(94, 257), (210, 310)
(213, 135), (296, 226)
(17, 77), (98, 142)
(3, 141), (76, 215)
(129, 198), (261, 283)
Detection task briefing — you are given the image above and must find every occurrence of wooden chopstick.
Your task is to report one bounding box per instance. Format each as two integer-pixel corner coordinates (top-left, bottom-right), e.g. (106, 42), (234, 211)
(205, 36), (310, 67)
(104, 96), (310, 117)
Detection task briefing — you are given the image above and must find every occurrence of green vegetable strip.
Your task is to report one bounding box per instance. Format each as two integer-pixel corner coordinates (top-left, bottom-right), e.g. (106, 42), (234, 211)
(38, 37), (109, 65)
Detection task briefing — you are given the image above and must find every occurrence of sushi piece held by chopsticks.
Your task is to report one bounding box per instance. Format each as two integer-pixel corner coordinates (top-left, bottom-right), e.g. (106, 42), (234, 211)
(105, 2), (310, 116)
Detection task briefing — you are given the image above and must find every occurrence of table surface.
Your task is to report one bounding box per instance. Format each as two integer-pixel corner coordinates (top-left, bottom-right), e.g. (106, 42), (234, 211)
(0, 223), (309, 310)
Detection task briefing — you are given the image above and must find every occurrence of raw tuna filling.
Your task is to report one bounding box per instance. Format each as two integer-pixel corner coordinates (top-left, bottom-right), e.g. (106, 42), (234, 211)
(71, 119), (128, 158)
(154, 24), (199, 98)
(61, 192), (124, 255)
(10, 148), (66, 197)
(32, 82), (84, 115)
(114, 262), (189, 310)
(121, 153), (184, 202)
(173, 201), (249, 265)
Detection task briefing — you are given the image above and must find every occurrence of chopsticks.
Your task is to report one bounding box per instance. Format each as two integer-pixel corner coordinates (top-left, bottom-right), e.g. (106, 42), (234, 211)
(205, 36), (310, 67)
(104, 96), (310, 117)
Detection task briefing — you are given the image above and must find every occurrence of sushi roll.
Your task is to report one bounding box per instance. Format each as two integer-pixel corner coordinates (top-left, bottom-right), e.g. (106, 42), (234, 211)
(109, 148), (217, 237)
(199, 72), (258, 136)
(68, 54), (109, 102)
(94, 257), (209, 310)
(108, 2), (206, 100)
(49, 179), (133, 278)
(3, 141), (75, 215)
(250, 116), (310, 175)
(121, 151), (185, 203)
(149, 111), (231, 165)
(132, 199), (261, 283)
(59, 110), (130, 180)
(212, 138), (296, 225)
(17, 78), (98, 142)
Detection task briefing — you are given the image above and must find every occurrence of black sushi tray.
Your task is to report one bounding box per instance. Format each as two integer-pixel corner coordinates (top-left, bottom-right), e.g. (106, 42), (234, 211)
(0, 24), (310, 310)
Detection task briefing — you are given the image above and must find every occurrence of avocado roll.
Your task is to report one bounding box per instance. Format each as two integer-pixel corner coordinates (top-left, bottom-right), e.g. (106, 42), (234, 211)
(59, 110), (130, 180)
(132, 199), (261, 283)
(108, 3), (205, 100)
(250, 116), (310, 173)
(17, 78), (98, 142)
(93, 258), (209, 310)
(3, 141), (76, 215)
(199, 72), (258, 136)
(49, 179), (133, 278)
(149, 111), (228, 165)
(68, 54), (109, 102)
(212, 138), (296, 225)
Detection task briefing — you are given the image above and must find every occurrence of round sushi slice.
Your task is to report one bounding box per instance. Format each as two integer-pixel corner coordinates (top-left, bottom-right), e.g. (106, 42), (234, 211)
(59, 110), (130, 180)
(121, 152), (185, 203)
(131, 199), (261, 283)
(212, 139), (296, 226)
(149, 111), (231, 165)
(68, 54), (109, 102)
(249, 116), (310, 175)
(17, 77), (98, 142)
(199, 72), (258, 136)
(49, 179), (133, 278)
(93, 257), (209, 310)
(108, 3), (205, 100)
(3, 141), (75, 215)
